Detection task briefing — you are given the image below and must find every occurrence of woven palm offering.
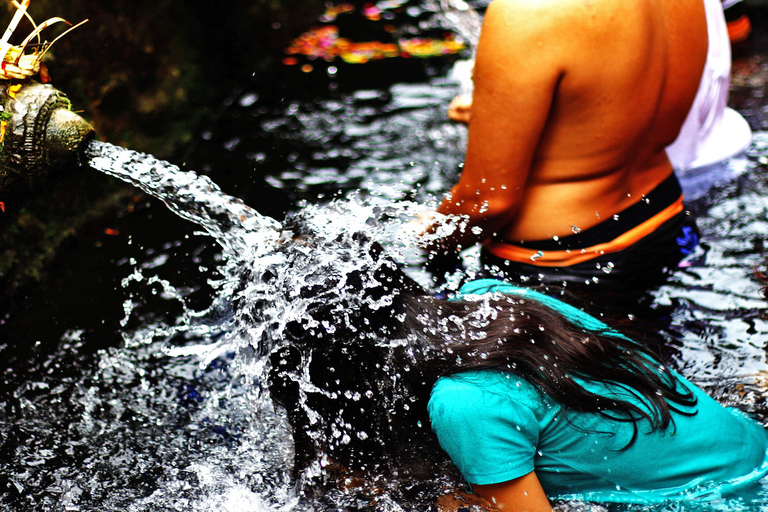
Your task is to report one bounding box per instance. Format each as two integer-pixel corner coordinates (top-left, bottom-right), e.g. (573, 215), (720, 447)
(0, 0), (85, 81)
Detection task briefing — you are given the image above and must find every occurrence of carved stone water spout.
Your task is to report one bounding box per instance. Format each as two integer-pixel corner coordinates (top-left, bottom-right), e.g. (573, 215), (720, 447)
(0, 80), (94, 215)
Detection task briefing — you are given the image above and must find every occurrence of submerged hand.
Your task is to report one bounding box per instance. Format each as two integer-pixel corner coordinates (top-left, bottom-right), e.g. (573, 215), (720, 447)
(403, 210), (467, 282)
(406, 210), (468, 251)
(403, 210), (438, 243)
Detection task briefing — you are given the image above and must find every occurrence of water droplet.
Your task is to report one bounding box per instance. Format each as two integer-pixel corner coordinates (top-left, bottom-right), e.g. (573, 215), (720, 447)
(238, 92), (259, 107)
(571, 225), (581, 234)
(530, 251), (544, 262)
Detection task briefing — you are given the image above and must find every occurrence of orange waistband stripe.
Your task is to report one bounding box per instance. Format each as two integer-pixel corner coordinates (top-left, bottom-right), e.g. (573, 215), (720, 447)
(484, 196), (685, 267)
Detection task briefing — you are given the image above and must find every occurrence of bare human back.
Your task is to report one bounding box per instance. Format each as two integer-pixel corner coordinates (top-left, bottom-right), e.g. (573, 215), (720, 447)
(425, 0), (708, 257)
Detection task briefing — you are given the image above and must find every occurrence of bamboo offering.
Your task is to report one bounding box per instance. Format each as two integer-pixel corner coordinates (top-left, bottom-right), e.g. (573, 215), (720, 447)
(0, 0), (86, 81)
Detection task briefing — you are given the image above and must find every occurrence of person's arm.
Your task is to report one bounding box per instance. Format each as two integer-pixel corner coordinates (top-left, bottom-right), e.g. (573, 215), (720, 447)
(423, 0), (565, 254)
(473, 471), (553, 512)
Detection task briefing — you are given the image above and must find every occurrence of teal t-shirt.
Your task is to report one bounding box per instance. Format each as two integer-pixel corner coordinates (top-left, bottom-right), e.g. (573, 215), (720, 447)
(427, 279), (768, 504)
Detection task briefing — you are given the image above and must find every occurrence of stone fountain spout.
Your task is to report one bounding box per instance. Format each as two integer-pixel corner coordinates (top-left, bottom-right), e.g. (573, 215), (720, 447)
(0, 80), (95, 215)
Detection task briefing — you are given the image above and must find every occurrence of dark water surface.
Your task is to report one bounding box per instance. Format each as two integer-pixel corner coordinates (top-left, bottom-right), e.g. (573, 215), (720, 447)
(3, 1), (768, 510)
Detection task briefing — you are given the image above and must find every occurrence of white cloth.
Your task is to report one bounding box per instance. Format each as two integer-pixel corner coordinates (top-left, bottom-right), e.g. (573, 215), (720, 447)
(665, 0), (752, 172)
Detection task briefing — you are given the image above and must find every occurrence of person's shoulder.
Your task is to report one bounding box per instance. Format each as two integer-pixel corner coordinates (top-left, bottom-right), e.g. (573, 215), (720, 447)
(485, 0), (590, 22)
(428, 372), (547, 445)
(430, 370), (539, 405)
(481, 0), (596, 50)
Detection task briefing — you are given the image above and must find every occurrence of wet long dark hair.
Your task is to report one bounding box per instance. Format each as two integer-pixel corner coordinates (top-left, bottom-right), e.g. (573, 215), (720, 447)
(399, 292), (698, 447)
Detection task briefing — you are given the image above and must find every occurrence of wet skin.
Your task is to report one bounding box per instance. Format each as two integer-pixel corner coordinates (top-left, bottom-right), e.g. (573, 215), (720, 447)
(425, 0), (708, 254)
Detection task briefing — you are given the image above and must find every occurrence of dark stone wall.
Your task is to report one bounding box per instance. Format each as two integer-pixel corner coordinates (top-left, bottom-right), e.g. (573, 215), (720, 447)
(23, 0), (323, 157)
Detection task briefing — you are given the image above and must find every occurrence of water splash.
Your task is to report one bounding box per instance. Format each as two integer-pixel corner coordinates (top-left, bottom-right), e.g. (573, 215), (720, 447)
(84, 138), (452, 509)
(81, 133), (768, 512)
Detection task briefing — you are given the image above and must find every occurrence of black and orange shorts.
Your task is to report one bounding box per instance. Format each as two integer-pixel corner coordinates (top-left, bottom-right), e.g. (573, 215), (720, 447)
(481, 173), (699, 291)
